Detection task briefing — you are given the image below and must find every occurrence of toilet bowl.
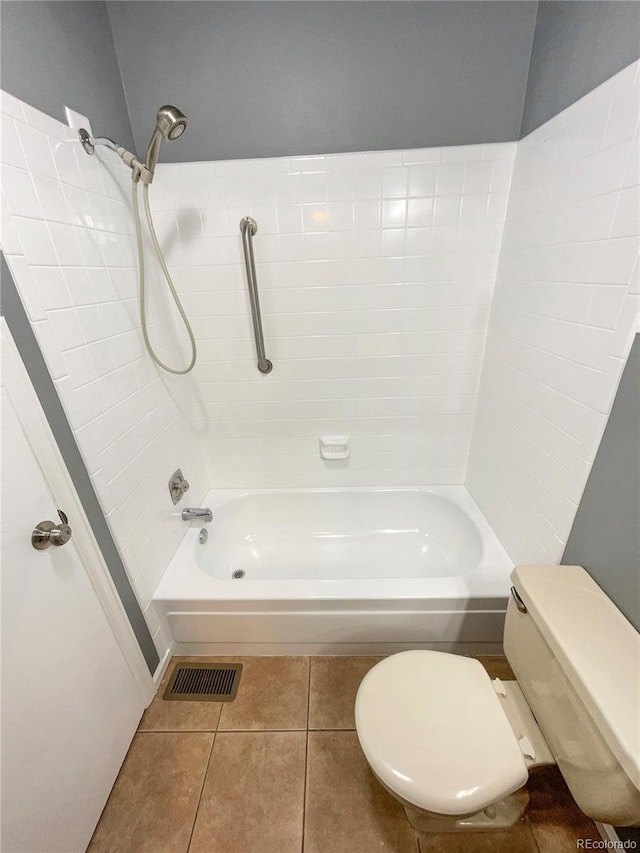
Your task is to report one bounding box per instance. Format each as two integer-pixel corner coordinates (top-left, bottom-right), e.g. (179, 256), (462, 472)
(355, 565), (640, 834)
(355, 650), (542, 832)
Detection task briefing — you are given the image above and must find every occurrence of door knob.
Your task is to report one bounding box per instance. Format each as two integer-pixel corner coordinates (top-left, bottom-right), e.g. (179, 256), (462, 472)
(32, 510), (72, 550)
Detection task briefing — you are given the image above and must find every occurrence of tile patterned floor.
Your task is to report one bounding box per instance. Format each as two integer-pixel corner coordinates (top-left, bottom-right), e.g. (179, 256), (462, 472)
(89, 655), (602, 853)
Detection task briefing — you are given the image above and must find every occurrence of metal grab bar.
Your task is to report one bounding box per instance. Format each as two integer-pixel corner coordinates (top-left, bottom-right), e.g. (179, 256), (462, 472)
(239, 216), (273, 374)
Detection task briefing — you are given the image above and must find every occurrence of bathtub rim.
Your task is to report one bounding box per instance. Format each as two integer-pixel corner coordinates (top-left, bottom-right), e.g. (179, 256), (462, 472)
(154, 485), (513, 603)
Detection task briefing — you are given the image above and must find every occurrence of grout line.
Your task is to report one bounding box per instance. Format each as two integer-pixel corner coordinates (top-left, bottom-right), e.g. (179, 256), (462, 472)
(307, 726), (357, 732)
(136, 727), (220, 734)
(301, 729), (309, 853)
(214, 727), (308, 733)
(492, 321), (614, 370)
(306, 656), (312, 730)
(523, 813), (542, 853)
(186, 730), (216, 853)
(141, 725), (359, 733)
(301, 657), (312, 853)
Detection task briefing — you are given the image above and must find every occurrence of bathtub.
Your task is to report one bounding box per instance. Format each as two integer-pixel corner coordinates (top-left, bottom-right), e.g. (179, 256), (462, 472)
(153, 486), (513, 655)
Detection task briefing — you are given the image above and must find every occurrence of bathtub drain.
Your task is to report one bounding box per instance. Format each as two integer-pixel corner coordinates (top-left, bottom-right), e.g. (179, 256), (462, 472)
(232, 569), (245, 579)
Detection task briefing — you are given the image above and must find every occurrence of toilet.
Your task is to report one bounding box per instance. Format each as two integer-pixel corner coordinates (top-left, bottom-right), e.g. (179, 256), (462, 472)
(355, 564), (640, 834)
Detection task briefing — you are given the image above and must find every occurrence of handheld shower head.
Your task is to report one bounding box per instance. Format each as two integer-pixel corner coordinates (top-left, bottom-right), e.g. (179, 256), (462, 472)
(145, 105), (188, 177)
(156, 105), (188, 140)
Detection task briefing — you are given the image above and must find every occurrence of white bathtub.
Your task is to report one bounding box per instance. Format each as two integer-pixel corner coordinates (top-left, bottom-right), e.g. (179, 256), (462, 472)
(153, 486), (513, 655)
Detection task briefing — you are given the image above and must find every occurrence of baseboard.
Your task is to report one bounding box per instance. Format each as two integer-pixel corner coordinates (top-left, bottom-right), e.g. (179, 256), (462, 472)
(151, 645), (174, 689)
(171, 641), (505, 656)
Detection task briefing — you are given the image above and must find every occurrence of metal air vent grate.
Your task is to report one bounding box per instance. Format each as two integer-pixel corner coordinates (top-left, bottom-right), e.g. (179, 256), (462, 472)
(163, 663), (242, 702)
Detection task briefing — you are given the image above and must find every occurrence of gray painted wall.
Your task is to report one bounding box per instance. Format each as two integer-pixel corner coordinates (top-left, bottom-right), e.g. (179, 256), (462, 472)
(5, 1), (638, 161)
(107, 1), (538, 162)
(521, 1), (640, 137)
(562, 336), (640, 632)
(0, 255), (158, 673)
(0, 0), (135, 150)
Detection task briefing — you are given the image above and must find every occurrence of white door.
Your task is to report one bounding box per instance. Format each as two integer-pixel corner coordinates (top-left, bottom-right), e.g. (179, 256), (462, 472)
(1, 322), (153, 853)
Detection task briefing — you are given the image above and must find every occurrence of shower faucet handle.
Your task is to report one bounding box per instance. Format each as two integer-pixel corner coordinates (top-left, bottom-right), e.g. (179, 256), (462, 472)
(168, 469), (190, 504)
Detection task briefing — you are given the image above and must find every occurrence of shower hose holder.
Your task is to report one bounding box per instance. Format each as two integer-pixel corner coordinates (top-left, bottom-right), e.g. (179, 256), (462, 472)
(78, 129), (152, 183)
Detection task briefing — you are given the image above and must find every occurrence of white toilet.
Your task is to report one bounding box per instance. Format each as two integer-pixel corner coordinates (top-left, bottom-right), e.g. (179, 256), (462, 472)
(355, 564), (640, 834)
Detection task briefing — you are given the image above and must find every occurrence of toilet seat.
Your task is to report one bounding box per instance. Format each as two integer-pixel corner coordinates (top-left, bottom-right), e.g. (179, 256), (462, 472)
(354, 650), (528, 816)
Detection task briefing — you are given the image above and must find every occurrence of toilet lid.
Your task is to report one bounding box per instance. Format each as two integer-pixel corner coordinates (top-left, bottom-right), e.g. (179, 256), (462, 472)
(355, 650), (528, 816)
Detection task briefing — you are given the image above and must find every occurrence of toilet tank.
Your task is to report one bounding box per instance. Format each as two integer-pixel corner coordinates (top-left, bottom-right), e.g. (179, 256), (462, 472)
(504, 564), (640, 826)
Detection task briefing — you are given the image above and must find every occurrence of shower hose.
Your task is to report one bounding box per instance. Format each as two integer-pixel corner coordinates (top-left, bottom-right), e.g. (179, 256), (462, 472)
(131, 181), (197, 374)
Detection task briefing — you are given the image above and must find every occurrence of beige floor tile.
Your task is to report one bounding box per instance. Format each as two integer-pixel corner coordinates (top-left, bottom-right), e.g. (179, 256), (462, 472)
(189, 731), (306, 853)
(138, 658), (223, 732)
(309, 655), (384, 729)
(217, 656), (310, 730)
(526, 766), (600, 852)
(474, 655), (515, 680)
(88, 732), (213, 853)
(304, 730), (418, 853)
(417, 818), (538, 853)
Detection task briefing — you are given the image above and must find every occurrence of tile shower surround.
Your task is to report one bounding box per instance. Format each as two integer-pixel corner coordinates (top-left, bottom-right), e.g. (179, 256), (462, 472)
(0, 89), (515, 632)
(1, 59), (638, 651)
(0, 91), (208, 658)
(150, 140), (516, 488)
(467, 60), (639, 565)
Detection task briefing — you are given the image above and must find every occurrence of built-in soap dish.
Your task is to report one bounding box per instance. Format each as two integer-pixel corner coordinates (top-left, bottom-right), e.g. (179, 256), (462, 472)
(319, 435), (350, 460)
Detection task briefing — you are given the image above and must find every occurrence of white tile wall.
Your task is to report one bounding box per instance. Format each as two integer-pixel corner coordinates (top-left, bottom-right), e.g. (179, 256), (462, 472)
(0, 92), (208, 654)
(467, 61), (640, 565)
(153, 142), (516, 487)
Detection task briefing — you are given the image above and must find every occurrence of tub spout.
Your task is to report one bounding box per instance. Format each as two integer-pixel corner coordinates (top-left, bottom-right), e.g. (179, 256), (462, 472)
(182, 507), (213, 523)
